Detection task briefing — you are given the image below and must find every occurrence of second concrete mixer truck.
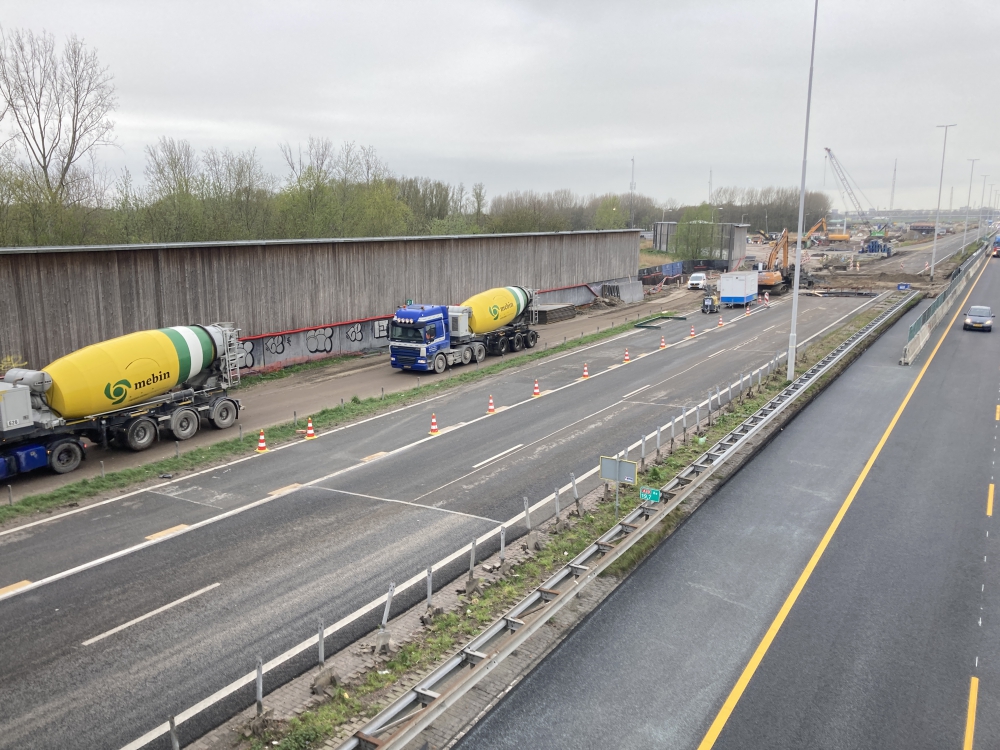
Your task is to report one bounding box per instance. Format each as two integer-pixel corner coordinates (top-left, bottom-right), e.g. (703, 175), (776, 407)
(0, 323), (242, 479)
(389, 286), (538, 372)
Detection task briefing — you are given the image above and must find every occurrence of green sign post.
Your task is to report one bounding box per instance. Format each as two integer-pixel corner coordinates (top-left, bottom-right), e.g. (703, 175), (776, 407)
(639, 486), (661, 503)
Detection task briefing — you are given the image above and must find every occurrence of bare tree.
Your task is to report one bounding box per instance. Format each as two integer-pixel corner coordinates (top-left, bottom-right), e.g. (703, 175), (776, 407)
(145, 137), (200, 198)
(0, 28), (116, 204)
(359, 144), (388, 185)
(280, 136), (335, 185)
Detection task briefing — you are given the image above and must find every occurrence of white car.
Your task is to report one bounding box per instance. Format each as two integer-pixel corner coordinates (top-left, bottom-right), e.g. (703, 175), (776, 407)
(688, 272), (707, 290)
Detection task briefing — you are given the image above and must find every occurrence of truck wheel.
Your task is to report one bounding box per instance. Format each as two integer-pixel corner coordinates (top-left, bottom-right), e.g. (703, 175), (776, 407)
(210, 399), (237, 429)
(497, 337), (509, 354)
(433, 354), (447, 374)
(171, 408), (200, 440)
(49, 440), (83, 474)
(512, 333), (524, 351)
(461, 347), (473, 366)
(125, 417), (158, 451)
(474, 343), (486, 362)
(526, 331), (538, 348)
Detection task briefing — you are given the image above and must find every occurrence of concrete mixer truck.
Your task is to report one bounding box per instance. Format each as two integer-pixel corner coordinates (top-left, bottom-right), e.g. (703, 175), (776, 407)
(0, 323), (242, 479)
(389, 286), (538, 372)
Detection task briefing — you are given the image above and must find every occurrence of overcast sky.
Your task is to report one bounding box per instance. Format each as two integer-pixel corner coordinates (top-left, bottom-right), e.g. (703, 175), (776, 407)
(2, 0), (997, 211)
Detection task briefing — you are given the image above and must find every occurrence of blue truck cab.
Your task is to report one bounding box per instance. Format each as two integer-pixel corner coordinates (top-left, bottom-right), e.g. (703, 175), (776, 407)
(389, 305), (451, 372)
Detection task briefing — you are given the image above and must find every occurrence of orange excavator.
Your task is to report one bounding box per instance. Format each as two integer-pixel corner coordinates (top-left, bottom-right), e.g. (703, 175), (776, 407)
(757, 229), (819, 295)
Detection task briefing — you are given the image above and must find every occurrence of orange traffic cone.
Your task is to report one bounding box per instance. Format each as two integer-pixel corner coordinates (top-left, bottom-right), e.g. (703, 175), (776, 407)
(718, 316), (724, 327)
(582, 363), (589, 378)
(487, 395), (495, 414)
(305, 418), (316, 439)
(429, 413), (439, 435)
(745, 304), (751, 316)
(690, 325), (696, 338)
(532, 379), (541, 397)
(256, 430), (268, 453)
(623, 348), (630, 364)
(660, 336), (666, 349)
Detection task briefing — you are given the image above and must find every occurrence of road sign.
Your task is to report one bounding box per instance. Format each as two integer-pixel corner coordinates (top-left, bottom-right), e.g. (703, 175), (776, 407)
(406, 299), (413, 306)
(896, 283), (911, 291)
(639, 486), (661, 503)
(599, 456), (638, 484)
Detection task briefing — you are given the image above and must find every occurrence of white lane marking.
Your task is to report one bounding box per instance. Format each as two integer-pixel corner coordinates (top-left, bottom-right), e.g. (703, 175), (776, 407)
(623, 384), (652, 399)
(707, 349), (727, 359)
(472, 444), (524, 469)
(82, 583), (220, 646)
(147, 490), (221, 509)
(314, 487), (499, 523)
(761, 325), (776, 333)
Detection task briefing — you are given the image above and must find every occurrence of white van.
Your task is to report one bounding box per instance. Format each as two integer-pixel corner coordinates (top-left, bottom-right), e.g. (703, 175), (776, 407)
(688, 272), (707, 290)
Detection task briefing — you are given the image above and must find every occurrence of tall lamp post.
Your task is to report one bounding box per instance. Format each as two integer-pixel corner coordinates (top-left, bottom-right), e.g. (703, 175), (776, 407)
(929, 124), (957, 282)
(786, 0), (820, 380)
(979, 175), (989, 241)
(963, 159), (979, 255)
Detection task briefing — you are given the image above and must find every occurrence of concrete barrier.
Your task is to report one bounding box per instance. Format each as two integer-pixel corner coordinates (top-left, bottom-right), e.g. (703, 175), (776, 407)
(900, 241), (991, 365)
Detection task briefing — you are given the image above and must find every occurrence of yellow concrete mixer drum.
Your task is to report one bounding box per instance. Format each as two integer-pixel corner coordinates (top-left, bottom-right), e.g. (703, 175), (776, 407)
(44, 326), (218, 419)
(461, 286), (531, 335)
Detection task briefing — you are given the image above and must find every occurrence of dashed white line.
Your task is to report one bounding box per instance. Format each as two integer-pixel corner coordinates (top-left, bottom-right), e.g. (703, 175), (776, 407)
(82, 583), (220, 646)
(472, 444), (525, 469)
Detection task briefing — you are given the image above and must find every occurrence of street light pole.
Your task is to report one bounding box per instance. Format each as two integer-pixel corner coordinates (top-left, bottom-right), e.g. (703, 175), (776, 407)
(929, 124), (956, 282)
(963, 159), (979, 255)
(979, 175), (989, 241)
(786, 0), (820, 381)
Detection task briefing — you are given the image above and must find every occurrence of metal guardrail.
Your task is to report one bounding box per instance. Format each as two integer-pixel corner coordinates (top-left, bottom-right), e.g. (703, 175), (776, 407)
(906, 237), (991, 342)
(337, 291), (918, 750)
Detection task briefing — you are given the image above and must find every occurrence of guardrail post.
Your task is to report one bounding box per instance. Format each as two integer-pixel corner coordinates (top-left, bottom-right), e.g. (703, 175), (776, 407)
(571, 473), (581, 515)
(640, 435), (646, 470)
(670, 419), (675, 451)
(615, 454), (622, 521)
(554, 487), (561, 522)
(427, 566), (434, 608)
(318, 619), (325, 666)
(168, 716), (180, 750)
(696, 404), (701, 435)
(707, 391), (713, 427)
(757, 368), (762, 391)
(294, 410), (297, 428)
(656, 426), (661, 458)
(256, 658), (263, 716)
(682, 409), (688, 444)
(524, 496), (531, 532)
(499, 527), (512, 576)
(727, 381), (732, 406)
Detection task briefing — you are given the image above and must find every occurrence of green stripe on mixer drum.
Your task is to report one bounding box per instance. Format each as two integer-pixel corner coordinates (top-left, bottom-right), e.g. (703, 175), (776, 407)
(191, 326), (215, 368)
(505, 286), (527, 315)
(159, 327), (192, 382)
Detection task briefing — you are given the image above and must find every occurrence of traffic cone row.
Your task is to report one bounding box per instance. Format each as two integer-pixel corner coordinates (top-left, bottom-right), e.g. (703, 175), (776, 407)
(660, 336), (666, 349)
(429, 413), (439, 435)
(305, 417), (316, 439)
(487, 395), (495, 414)
(256, 430), (268, 453)
(532, 379), (541, 397)
(623, 348), (630, 364)
(582, 363), (589, 378)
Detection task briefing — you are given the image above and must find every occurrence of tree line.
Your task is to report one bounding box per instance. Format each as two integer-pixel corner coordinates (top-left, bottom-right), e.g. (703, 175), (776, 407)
(0, 27), (830, 248)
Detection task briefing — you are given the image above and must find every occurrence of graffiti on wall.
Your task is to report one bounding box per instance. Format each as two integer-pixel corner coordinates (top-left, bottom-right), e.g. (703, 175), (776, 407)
(0, 353), (28, 375)
(237, 317), (393, 373)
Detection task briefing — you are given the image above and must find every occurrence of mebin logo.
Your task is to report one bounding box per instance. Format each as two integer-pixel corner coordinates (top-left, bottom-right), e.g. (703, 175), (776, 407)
(104, 379), (131, 405)
(103, 371), (169, 404)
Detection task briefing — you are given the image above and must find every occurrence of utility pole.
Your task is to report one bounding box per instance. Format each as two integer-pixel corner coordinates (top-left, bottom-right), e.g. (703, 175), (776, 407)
(929, 124), (956, 282)
(963, 159), (978, 254)
(979, 175), (989, 241)
(949, 186), (954, 213)
(889, 158), (897, 212)
(629, 156), (636, 229)
(708, 167), (713, 204)
(787, 0), (820, 381)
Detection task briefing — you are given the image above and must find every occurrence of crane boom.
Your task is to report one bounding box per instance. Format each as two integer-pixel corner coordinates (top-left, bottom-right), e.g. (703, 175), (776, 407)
(824, 147), (874, 235)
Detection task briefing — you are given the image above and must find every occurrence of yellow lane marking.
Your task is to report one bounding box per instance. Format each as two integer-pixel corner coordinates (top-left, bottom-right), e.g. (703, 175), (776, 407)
(989, 484), (994, 517)
(696, 247), (991, 749)
(995, 404), (999, 420)
(268, 483), (301, 496)
(144, 524), (188, 541)
(362, 452), (388, 462)
(0, 580), (31, 596)
(965, 676), (979, 750)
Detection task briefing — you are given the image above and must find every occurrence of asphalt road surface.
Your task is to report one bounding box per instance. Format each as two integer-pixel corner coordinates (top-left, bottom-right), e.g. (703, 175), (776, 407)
(0, 293), (884, 750)
(458, 260), (1000, 749)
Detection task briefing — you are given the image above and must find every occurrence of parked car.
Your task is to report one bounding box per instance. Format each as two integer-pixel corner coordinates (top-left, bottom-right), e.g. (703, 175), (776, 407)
(963, 305), (994, 332)
(688, 272), (708, 290)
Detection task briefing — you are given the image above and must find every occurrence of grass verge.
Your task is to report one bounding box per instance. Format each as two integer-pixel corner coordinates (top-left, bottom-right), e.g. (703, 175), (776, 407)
(241, 292), (919, 750)
(0, 312), (675, 526)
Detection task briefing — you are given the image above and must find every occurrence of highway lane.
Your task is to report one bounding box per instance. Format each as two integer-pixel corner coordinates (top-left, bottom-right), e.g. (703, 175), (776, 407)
(0, 295), (878, 750)
(705, 257), (1000, 746)
(453, 293), (931, 750)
